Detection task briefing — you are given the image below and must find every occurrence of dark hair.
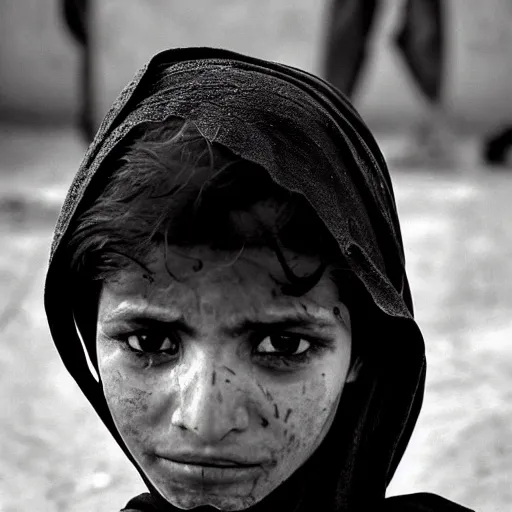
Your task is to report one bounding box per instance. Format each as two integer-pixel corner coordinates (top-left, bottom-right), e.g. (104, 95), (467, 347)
(65, 116), (375, 370)
(66, 117), (353, 298)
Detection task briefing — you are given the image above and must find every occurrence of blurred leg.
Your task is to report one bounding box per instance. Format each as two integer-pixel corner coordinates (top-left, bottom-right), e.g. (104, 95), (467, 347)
(393, 0), (444, 102)
(390, 0), (457, 168)
(61, 0), (94, 143)
(322, 0), (380, 99)
(80, 23), (94, 144)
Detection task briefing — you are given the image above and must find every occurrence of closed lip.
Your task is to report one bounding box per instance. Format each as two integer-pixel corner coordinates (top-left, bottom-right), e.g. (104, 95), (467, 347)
(156, 452), (268, 485)
(158, 452), (266, 468)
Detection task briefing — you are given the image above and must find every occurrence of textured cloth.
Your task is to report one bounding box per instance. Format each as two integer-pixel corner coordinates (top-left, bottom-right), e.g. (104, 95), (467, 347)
(122, 492), (475, 512)
(44, 47), (474, 512)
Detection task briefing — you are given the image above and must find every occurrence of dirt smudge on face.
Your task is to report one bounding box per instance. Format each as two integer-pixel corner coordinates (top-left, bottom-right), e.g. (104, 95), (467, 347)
(121, 388), (150, 414)
(257, 382), (273, 401)
(106, 382), (152, 441)
(223, 366), (236, 376)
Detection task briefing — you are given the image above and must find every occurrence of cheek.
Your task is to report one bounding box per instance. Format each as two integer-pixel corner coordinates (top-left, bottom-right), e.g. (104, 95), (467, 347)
(264, 372), (343, 471)
(98, 347), (160, 452)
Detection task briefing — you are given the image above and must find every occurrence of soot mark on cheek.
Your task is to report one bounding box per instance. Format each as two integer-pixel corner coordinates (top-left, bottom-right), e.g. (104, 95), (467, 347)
(111, 387), (152, 440)
(120, 387), (150, 414)
(257, 383), (273, 402)
(282, 430), (298, 454)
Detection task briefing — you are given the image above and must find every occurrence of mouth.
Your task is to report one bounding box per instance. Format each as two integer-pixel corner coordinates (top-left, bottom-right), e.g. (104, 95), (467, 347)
(167, 454), (261, 468)
(156, 453), (268, 484)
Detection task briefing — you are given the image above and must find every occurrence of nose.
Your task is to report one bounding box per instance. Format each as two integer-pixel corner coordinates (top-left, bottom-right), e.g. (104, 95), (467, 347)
(170, 352), (250, 443)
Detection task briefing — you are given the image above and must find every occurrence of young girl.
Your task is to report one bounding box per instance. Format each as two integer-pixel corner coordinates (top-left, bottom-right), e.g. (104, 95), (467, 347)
(44, 47), (473, 512)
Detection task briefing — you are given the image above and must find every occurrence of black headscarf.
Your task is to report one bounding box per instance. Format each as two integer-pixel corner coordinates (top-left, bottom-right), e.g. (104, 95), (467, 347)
(44, 47), (474, 512)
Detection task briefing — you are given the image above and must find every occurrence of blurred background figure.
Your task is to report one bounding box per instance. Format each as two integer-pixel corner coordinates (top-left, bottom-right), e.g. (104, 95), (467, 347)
(483, 125), (512, 166)
(323, 0), (455, 168)
(61, 0), (93, 143)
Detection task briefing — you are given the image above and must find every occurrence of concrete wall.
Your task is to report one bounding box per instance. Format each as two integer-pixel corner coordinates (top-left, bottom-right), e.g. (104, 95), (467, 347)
(93, 0), (512, 134)
(0, 0), (79, 123)
(2, 0), (512, 132)
(92, 0), (325, 120)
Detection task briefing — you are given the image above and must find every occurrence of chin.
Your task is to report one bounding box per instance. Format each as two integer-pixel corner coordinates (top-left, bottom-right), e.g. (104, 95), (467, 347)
(149, 480), (271, 511)
(164, 491), (260, 511)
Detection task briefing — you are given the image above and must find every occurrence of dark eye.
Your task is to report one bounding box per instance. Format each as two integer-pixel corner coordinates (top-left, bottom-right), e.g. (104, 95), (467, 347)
(255, 334), (310, 356)
(127, 333), (179, 355)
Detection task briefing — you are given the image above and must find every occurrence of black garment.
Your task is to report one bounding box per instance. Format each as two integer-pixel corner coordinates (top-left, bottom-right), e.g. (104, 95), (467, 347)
(323, 0), (445, 101)
(122, 492), (474, 512)
(44, 47), (474, 512)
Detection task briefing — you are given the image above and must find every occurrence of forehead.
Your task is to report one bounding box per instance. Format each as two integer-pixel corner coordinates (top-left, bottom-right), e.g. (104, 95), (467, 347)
(101, 245), (341, 316)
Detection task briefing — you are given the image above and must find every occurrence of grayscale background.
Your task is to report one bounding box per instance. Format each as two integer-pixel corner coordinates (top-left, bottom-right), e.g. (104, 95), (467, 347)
(0, 1), (511, 510)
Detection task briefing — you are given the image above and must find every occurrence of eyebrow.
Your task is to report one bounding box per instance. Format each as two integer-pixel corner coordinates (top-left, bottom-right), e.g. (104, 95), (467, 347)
(102, 304), (336, 336)
(102, 306), (194, 334)
(225, 316), (335, 337)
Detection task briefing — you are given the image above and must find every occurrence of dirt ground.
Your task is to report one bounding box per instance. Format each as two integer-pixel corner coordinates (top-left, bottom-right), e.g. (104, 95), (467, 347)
(0, 123), (510, 512)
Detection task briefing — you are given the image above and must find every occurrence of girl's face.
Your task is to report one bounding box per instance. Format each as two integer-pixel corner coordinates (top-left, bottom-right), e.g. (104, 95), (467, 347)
(96, 245), (357, 511)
